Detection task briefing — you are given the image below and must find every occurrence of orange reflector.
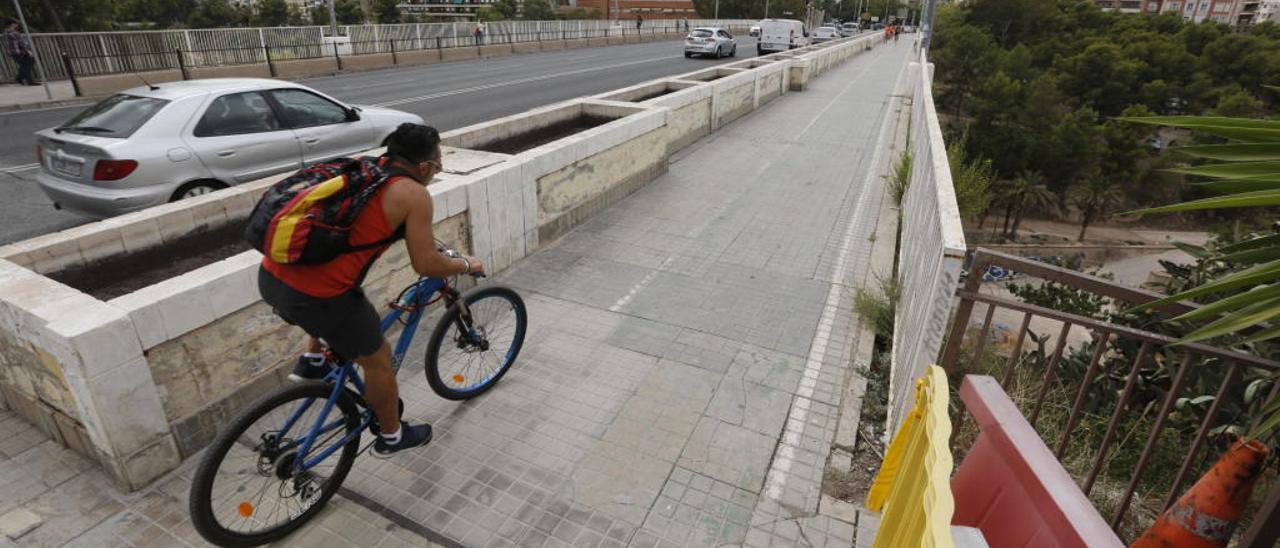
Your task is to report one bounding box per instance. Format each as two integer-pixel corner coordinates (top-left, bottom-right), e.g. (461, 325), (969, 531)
(452, 374), (465, 383)
(238, 502), (254, 517)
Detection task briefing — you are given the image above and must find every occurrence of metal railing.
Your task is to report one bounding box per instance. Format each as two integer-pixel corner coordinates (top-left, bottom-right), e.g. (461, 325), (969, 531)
(1, 20), (753, 82)
(940, 247), (1279, 545)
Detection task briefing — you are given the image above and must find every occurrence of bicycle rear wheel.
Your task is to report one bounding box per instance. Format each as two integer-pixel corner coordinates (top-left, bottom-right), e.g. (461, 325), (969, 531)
(189, 382), (362, 547)
(425, 285), (527, 400)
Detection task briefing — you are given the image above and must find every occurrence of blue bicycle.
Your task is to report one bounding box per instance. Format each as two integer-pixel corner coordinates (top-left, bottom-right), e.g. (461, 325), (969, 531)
(188, 263), (527, 547)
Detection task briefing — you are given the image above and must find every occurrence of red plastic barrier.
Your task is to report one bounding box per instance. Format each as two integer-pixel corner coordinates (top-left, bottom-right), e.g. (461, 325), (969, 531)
(951, 375), (1123, 548)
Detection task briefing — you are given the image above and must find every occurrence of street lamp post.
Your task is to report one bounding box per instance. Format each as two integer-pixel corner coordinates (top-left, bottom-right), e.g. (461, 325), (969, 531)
(10, 0), (50, 100)
(327, 0), (339, 36)
(921, 0), (937, 50)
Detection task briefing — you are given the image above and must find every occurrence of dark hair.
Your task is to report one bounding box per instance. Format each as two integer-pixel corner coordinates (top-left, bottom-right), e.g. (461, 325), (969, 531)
(381, 122), (440, 164)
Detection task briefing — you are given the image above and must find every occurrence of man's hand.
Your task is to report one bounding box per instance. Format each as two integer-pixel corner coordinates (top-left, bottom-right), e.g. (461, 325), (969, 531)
(461, 255), (485, 275)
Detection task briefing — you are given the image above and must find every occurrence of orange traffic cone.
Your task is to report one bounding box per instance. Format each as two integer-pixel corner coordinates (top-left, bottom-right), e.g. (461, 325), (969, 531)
(1130, 439), (1269, 548)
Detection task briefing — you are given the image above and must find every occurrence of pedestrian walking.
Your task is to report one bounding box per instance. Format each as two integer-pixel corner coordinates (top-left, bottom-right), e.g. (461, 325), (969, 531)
(636, 15), (643, 30)
(473, 22), (486, 46)
(5, 20), (35, 86)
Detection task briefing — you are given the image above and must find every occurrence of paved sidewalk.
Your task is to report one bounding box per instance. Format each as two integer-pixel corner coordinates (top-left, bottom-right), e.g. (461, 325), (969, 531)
(0, 81), (83, 111)
(0, 41), (913, 547)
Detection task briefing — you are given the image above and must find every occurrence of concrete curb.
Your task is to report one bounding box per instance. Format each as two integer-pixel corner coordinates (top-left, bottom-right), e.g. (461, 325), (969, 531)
(0, 96), (98, 114)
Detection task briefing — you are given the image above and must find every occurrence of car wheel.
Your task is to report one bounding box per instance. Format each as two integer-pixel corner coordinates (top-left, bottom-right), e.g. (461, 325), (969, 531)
(685, 51), (692, 58)
(714, 45), (722, 59)
(730, 44), (737, 57)
(172, 180), (226, 202)
(757, 46), (764, 56)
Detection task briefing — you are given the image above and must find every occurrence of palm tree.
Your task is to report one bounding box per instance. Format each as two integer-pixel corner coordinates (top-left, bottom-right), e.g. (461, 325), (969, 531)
(997, 170), (1057, 238)
(1127, 114), (1280, 345)
(1067, 177), (1124, 242)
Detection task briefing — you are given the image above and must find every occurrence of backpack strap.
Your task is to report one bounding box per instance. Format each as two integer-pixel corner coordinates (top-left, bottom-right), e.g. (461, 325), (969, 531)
(343, 156), (417, 253)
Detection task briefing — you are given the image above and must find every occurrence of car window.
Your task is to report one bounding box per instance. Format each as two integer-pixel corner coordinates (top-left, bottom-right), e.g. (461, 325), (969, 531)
(270, 89), (350, 129)
(59, 94), (168, 138)
(691, 29), (713, 37)
(718, 31), (730, 38)
(193, 91), (280, 138)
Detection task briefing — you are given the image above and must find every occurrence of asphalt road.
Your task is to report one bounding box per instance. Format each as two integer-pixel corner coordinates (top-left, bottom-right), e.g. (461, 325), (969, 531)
(0, 36), (758, 245)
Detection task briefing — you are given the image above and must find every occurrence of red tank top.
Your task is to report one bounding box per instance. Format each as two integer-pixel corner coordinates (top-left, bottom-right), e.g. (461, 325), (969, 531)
(262, 180), (402, 298)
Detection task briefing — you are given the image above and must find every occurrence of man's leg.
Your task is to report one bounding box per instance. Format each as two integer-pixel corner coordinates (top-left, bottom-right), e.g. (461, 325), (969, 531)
(355, 341), (400, 435)
(11, 56), (24, 84)
(19, 57), (33, 84)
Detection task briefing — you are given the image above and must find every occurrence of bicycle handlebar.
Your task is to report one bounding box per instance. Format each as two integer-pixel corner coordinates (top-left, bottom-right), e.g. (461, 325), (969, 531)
(439, 244), (486, 278)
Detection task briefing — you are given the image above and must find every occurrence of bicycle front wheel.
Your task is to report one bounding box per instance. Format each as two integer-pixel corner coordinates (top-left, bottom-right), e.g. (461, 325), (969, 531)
(425, 285), (527, 400)
(189, 381), (362, 547)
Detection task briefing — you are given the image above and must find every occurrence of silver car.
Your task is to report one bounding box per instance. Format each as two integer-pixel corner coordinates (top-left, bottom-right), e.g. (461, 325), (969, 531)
(35, 78), (423, 219)
(812, 26), (841, 43)
(684, 27), (737, 59)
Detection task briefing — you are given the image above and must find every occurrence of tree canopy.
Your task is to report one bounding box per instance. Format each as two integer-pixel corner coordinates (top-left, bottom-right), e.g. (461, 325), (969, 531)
(932, 0), (1278, 231)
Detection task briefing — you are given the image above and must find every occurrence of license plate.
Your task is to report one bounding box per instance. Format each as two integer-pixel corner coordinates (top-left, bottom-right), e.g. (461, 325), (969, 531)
(52, 156), (81, 177)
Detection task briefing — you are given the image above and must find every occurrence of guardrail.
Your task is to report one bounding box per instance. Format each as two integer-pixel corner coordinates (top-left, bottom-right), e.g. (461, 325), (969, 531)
(942, 248), (1280, 544)
(3, 20), (754, 82)
(888, 48), (967, 433)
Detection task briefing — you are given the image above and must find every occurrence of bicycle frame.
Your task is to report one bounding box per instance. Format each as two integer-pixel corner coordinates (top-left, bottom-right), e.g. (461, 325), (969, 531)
(275, 276), (454, 473)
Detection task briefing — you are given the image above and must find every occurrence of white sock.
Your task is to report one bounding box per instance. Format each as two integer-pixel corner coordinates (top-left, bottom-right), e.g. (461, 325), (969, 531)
(302, 353), (325, 366)
(381, 425), (402, 444)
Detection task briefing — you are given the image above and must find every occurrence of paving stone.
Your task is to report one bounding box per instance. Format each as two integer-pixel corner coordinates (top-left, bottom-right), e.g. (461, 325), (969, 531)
(678, 418), (776, 493)
(0, 508), (42, 540)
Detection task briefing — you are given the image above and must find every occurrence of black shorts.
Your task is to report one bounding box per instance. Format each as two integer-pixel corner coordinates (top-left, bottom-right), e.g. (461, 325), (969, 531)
(258, 267), (384, 359)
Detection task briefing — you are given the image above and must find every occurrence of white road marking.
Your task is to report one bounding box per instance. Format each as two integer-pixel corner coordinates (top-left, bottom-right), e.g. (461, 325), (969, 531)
(1, 163), (38, 173)
(609, 257), (671, 312)
(372, 55), (675, 107)
(763, 45), (901, 502)
(0, 103), (84, 116)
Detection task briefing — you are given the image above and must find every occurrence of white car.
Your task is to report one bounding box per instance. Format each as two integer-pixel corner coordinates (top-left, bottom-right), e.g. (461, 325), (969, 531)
(36, 78), (423, 218)
(750, 24), (761, 37)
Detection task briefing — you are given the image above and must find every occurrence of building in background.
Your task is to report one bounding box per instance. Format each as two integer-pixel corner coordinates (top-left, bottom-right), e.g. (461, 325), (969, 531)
(1158, 0), (1247, 23)
(570, 0), (698, 20)
(1259, 0), (1280, 21)
(1092, 0), (1162, 13)
(397, 0), (493, 19)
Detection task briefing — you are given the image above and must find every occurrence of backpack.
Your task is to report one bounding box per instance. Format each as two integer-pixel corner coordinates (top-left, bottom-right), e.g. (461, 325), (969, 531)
(244, 156), (414, 265)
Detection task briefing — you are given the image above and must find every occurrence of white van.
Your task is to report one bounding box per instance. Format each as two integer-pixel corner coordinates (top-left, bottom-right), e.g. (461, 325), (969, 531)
(756, 19), (809, 55)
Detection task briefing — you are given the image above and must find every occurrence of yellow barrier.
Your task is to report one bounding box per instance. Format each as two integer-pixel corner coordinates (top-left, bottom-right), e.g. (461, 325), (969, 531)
(866, 365), (955, 548)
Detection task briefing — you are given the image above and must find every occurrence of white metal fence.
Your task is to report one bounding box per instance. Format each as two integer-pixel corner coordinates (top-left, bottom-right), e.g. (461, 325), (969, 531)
(888, 49), (967, 434)
(0, 20), (753, 81)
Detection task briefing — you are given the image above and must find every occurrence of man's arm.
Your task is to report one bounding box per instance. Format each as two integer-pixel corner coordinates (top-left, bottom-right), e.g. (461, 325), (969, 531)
(391, 180), (483, 277)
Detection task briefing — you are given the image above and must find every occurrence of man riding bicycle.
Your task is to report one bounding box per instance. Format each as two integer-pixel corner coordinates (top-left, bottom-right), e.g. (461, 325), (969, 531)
(258, 123), (484, 455)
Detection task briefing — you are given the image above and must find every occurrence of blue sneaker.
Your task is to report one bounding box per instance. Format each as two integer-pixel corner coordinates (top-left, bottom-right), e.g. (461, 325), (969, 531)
(287, 355), (332, 382)
(374, 422), (433, 455)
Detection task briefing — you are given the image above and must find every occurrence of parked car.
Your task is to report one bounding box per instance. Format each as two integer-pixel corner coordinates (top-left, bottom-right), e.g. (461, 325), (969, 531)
(684, 27), (737, 58)
(750, 24), (761, 37)
(812, 26), (841, 43)
(756, 19), (809, 55)
(901, 25), (917, 33)
(841, 22), (859, 36)
(35, 79), (423, 219)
